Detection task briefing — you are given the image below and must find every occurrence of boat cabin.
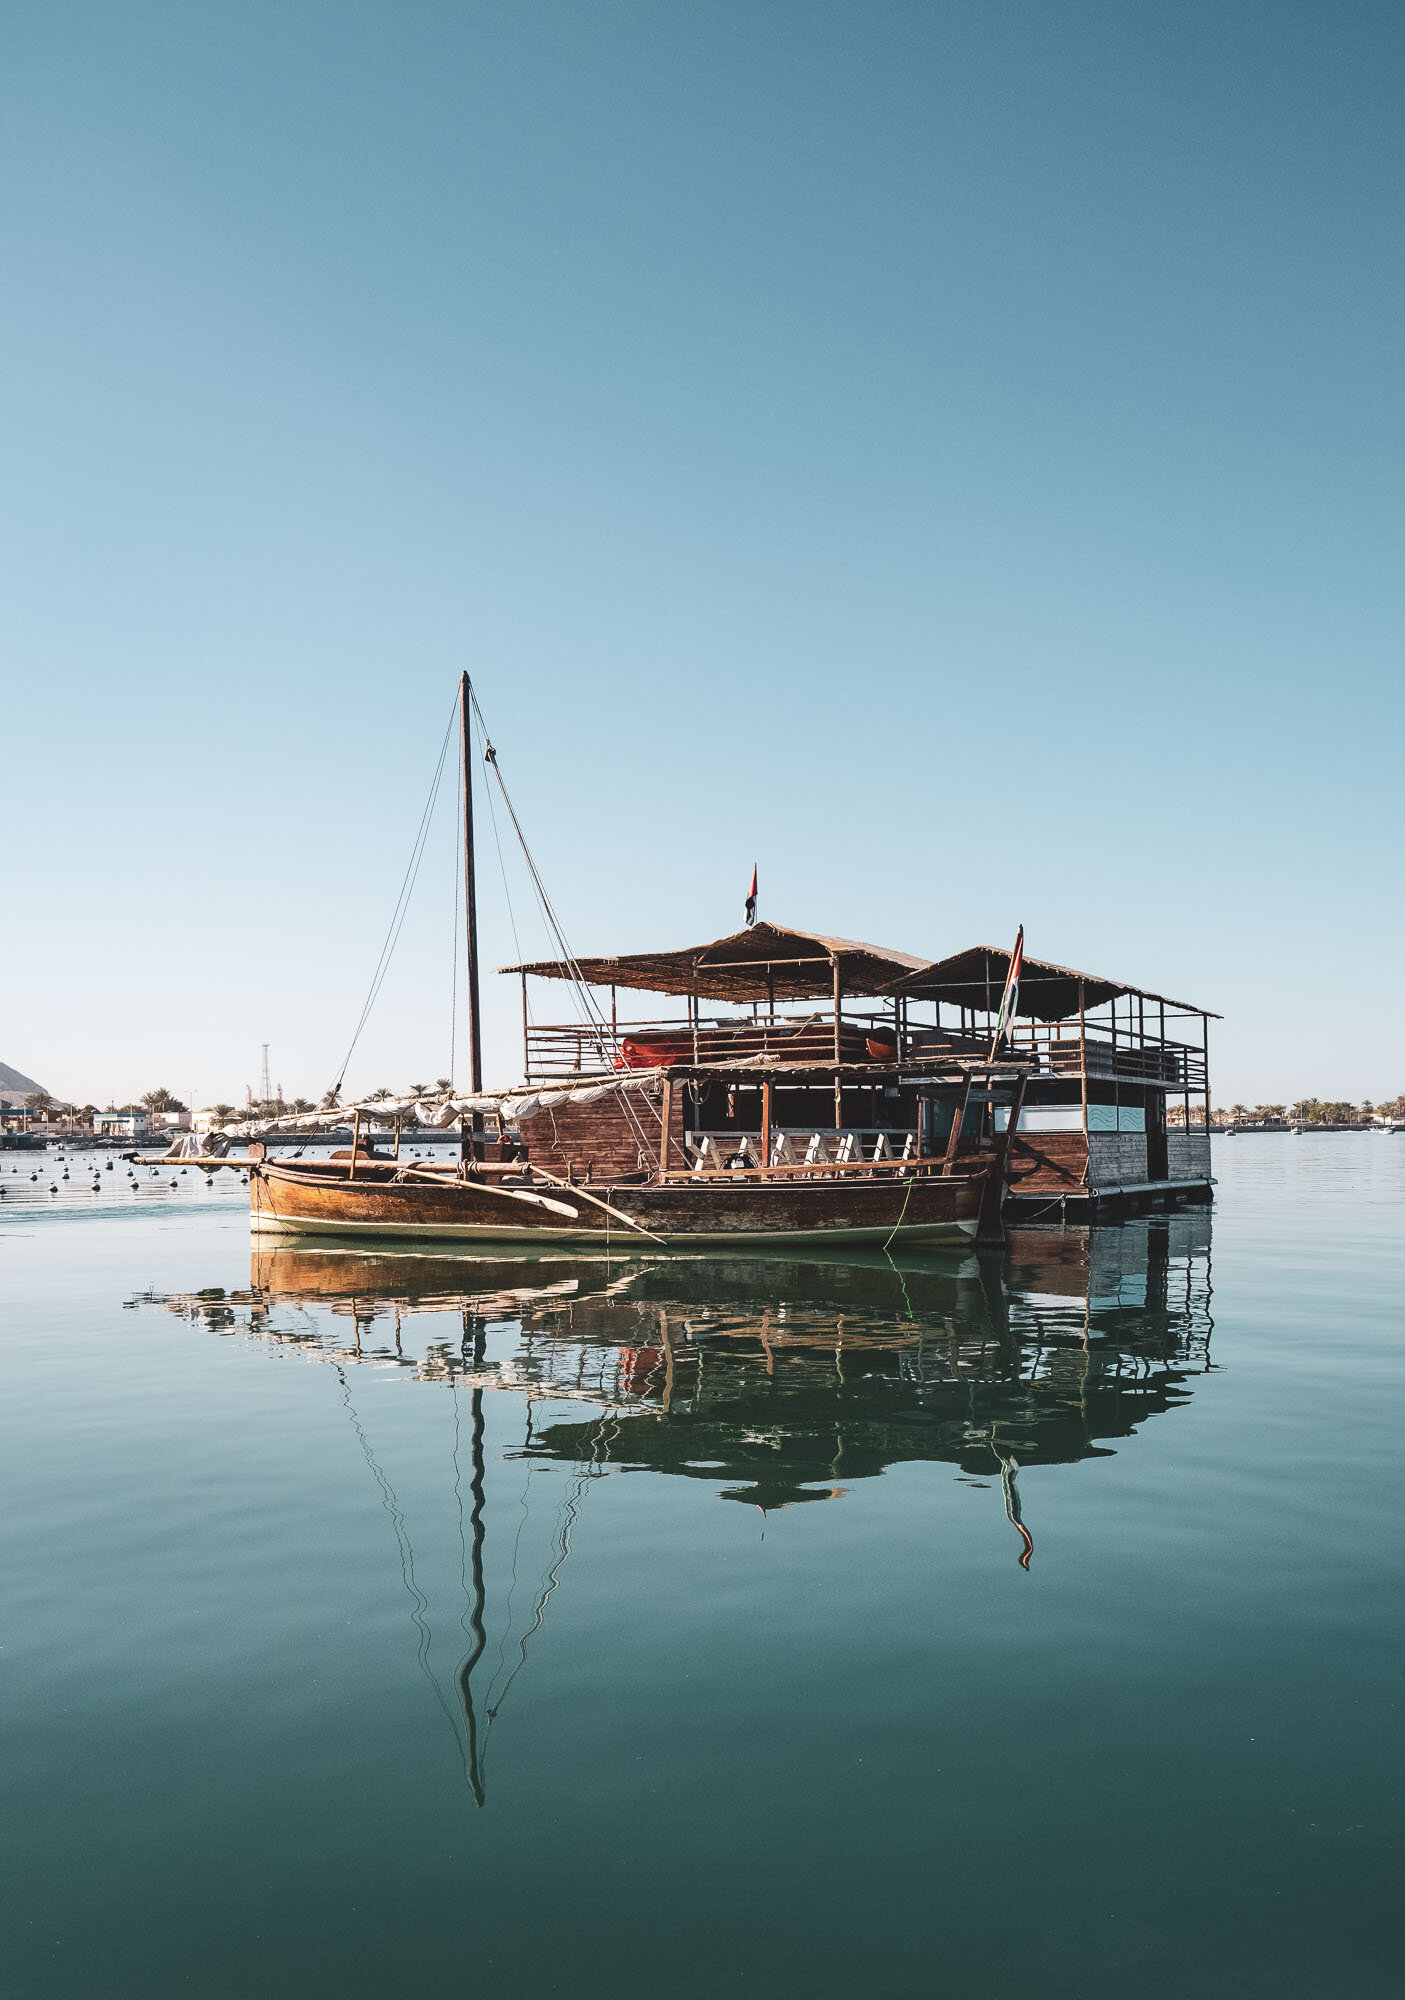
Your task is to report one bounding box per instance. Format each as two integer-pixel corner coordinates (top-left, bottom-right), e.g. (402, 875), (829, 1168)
(500, 922), (1215, 1214)
(894, 947), (1215, 1212)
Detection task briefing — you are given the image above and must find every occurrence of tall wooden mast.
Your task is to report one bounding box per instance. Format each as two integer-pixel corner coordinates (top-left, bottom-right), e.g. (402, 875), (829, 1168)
(460, 672), (484, 1095)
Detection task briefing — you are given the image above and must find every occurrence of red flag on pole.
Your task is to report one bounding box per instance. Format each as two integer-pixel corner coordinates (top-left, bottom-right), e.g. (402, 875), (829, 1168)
(744, 865), (758, 927)
(990, 925), (1024, 1056)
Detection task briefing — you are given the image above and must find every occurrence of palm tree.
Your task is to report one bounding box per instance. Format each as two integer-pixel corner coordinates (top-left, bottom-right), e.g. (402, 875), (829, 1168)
(142, 1088), (187, 1114)
(435, 1077), (454, 1094)
(407, 1081), (428, 1098)
(368, 1087), (393, 1102)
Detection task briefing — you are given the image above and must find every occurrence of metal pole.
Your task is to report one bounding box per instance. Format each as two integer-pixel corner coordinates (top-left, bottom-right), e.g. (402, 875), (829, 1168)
(832, 959), (843, 1128)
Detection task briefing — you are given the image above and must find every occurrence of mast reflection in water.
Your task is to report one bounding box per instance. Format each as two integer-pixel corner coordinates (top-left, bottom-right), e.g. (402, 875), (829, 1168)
(133, 1216), (1212, 1800)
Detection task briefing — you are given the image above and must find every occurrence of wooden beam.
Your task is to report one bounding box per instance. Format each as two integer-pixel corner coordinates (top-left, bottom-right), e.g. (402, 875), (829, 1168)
(659, 1075), (673, 1179)
(976, 1072), (1027, 1246)
(1078, 980), (1089, 1189)
(832, 960), (843, 1126)
(760, 1076), (773, 1171)
(460, 673), (483, 1095)
(941, 1083), (970, 1176)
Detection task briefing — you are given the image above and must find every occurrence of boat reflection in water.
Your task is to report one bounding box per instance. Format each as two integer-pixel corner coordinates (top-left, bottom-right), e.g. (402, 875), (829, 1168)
(134, 1216), (1212, 1801)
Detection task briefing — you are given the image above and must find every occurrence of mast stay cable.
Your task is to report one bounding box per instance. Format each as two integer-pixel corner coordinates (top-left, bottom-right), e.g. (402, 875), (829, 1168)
(328, 697), (457, 1102)
(466, 683), (660, 1161)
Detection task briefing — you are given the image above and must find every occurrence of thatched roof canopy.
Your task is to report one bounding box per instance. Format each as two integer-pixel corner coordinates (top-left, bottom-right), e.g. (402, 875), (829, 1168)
(893, 946), (1217, 1022)
(500, 921), (927, 1004)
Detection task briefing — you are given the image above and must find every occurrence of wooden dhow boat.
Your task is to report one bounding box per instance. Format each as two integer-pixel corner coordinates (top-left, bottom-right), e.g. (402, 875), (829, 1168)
(227, 675), (1041, 1249)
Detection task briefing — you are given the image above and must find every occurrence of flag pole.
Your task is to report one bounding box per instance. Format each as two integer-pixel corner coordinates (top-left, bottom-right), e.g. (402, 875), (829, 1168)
(988, 925), (1024, 1062)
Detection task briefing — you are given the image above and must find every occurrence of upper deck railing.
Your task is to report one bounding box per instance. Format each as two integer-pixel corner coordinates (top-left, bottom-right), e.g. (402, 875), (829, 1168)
(1005, 1023), (1208, 1092)
(523, 1011), (1208, 1092)
(523, 1012), (898, 1082)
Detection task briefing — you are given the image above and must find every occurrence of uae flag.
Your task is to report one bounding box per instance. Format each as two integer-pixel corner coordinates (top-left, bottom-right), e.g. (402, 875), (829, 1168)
(991, 925), (1024, 1052)
(744, 865), (758, 927)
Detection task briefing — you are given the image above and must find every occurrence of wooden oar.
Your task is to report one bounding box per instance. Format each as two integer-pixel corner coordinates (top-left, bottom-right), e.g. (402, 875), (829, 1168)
(393, 1164), (580, 1221)
(520, 1164), (668, 1246)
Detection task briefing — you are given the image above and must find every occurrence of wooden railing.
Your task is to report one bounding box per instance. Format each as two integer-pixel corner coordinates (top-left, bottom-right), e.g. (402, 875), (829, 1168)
(1015, 1030), (1207, 1091)
(684, 1126), (917, 1171)
(524, 1012), (897, 1082)
(524, 1014), (1207, 1091)
(660, 1126), (993, 1182)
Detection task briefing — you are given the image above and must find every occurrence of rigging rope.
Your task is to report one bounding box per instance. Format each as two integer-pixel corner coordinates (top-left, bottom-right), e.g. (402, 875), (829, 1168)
(475, 707), (525, 968)
(466, 684), (610, 1051)
(467, 682), (658, 1161)
(328, 698), (457, 1100)
(335, 1362), (468, 1757)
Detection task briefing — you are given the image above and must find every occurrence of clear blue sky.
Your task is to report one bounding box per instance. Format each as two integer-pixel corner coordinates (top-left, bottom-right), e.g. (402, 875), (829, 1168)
(4, 1), (1401, 1109)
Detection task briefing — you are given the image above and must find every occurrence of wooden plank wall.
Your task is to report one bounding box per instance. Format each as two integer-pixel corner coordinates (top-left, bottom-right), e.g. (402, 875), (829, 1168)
(1006, 1131), (1088, 1193)
(518, 1090), (680, 1181)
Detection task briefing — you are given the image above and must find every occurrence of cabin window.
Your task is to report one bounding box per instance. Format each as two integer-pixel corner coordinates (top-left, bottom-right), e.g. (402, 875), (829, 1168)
(1086, 1104), (1145, 1132)
(996, 1106), (1083, 1133)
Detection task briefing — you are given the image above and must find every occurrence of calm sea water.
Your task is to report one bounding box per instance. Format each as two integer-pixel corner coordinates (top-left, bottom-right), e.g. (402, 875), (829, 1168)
(3, 1136), (1403, 1998)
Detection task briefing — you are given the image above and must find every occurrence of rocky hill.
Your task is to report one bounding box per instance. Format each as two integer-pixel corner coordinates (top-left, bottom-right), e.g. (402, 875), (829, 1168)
(0, 1061), (59, 1110)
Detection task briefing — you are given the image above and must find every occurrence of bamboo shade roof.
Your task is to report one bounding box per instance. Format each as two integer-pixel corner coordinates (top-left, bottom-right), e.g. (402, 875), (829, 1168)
(893, 947), (1217, 1022)
(499, 921), (929, 1003)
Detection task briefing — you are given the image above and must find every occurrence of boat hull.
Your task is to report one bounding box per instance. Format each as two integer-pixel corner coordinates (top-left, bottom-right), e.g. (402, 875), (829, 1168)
(249, 1162), (983, 1247)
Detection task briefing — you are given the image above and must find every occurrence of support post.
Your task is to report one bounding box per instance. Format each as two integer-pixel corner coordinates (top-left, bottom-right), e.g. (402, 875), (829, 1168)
(976, 1071), (1027, 1246)
(832, 959), (843, 1127)
(1078, 981), (1089, 1187)
(349, 1107), (361, 1180)
(761, 1075), (773, 1172)
(941, 1082), (970, 1175)
(659, 1076), (673, 1180)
